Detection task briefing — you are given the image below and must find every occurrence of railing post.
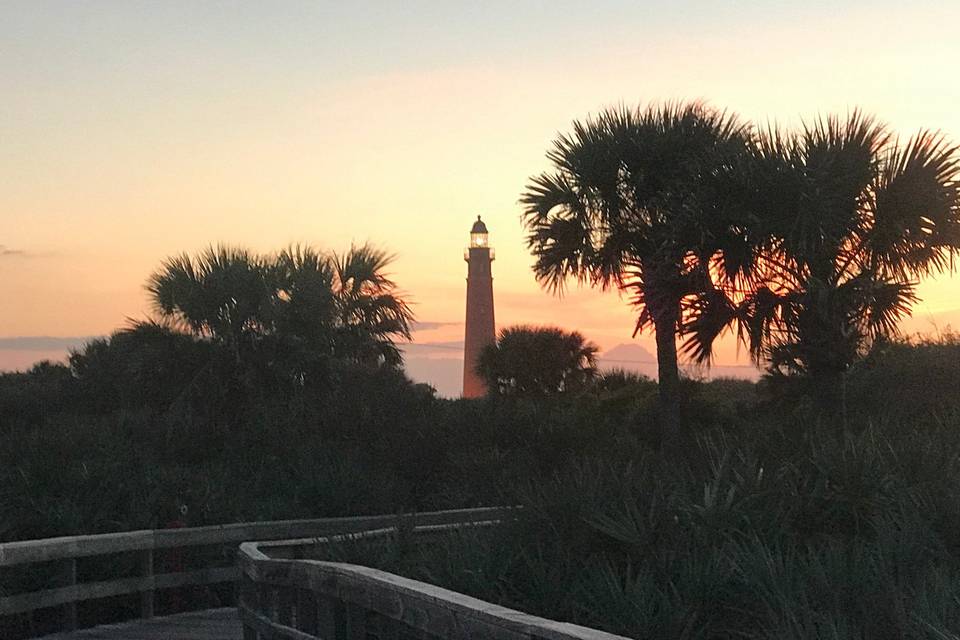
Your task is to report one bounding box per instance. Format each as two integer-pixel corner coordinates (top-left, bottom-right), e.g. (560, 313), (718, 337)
(345, 602), (367, 640)
(278, 586), (294, 627)
(318, 594), (338, 639)
(65, 557), (77, 631)
(240, 571), (260, 640)
(297, 588), (318, 636)
(140, 548), (154, 619)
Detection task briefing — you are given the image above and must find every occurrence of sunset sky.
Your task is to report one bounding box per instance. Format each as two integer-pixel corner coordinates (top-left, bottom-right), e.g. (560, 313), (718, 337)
(3, 1), (959, 395)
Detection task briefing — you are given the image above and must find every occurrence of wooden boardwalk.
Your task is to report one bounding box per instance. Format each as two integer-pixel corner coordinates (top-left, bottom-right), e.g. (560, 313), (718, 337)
(37, 608), (241, 640)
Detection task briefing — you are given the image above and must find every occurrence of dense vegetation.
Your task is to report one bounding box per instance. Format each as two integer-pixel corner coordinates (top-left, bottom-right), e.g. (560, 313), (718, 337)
(2, 102), (959, 638)
(319, 336), (960, 639)
(4, 331), (960, 638)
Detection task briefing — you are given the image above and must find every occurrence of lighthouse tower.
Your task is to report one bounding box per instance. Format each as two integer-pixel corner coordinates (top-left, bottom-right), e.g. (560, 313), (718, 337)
(463, 216), (495, 398)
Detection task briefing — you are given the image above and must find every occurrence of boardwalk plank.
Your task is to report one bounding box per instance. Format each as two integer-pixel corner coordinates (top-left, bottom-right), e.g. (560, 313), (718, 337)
(35, 608), (241, 640)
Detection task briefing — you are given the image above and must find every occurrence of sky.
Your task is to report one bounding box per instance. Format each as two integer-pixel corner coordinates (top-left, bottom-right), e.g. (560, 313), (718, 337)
(2, 1), (959, 395)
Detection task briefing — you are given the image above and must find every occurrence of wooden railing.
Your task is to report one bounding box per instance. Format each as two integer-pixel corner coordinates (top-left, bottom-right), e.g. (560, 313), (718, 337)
(238, 519), (630, 640)
(0, 507), (509, 637)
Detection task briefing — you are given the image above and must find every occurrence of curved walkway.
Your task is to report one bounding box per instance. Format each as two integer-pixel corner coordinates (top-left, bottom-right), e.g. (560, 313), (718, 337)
(37, 608), (240, 640)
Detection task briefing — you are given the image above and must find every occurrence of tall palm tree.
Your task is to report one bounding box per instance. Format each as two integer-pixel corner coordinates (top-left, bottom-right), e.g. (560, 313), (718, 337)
(738, 112), (960, 397)
(521, 102), (751, 405)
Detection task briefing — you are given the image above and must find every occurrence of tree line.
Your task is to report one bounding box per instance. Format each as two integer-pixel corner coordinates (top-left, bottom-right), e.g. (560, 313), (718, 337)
(3, 102), (957, 423)
(520, 103), (960, 408)
(1, 244), (417, 427)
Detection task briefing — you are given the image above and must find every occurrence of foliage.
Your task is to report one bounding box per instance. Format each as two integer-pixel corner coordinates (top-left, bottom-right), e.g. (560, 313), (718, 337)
(146, 243), (413, 372)
(331, 369), (960, 639)
(328, 245), (415, 367)
(3, 338), (960, 637)
(842, 332), (960, 422)
(477, 325), (599, 396)
(0, 361), (75, 429)
(3, 105), (960, 633)
(521, 102), (751, 402)
(68, 321), (219, 415)
(147, 246), (273, 356)
(523, 105), (960, 406)
(735, 113), (960, 394)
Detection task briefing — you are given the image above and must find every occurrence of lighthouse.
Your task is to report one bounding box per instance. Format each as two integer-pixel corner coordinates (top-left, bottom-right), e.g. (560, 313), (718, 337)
(463, 216), (495, 398)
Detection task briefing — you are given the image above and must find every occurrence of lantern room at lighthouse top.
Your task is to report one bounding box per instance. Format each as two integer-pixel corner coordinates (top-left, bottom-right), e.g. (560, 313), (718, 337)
(470, 215), (489, 248)
(465, 215), (494, 260)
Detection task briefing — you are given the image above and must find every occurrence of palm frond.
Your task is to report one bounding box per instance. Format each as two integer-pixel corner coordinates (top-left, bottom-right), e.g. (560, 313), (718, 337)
(870, 130), (960, 278)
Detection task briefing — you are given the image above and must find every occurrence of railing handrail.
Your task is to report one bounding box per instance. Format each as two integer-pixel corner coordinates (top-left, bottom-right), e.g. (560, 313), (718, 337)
(0, 506), (514, 636)
(240, 518), (506, 561)
(239, 529), (629, 640)
(0, 507), (509, 566)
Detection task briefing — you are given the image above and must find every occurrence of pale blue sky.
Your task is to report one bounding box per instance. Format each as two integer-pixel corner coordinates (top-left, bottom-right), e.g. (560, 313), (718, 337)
(1, 1), (919, 83)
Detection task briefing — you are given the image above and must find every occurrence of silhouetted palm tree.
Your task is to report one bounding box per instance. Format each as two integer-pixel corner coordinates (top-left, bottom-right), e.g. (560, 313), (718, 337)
(146, 243), (414, 370)
(271, 245), (338, 364)
(477, 325), (598, 396)
(521, 103), (751, 406)
(331, 244), (414, 367)
(146, 246), (272, 364)
(738, 112), (960, 398)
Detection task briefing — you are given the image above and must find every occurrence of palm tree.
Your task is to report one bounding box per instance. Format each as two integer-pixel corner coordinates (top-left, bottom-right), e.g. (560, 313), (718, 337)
(271, 245), (338, 359)
(146, 245), (272, 364)
(146, 243), (414, 370)
(521, 102), (751, 406)
(477, 325), (599, 396)
(330, 244), (414, 367)
(738, 112), (960, 399)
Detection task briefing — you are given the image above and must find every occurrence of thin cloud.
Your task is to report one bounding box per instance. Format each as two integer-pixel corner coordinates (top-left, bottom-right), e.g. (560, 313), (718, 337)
(0, 336), (98, 351)
(402, 340), (464, 355)
(410, 321), (462, 332)
(0, 245), (27, 257)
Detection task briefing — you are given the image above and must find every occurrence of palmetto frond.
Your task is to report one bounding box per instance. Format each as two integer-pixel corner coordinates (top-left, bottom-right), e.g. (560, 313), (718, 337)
(771, 112), (889, 272)
(680, 287), (738, 364)
(839, 275), (918, 340)
(272, 245), (337, 352)
(869, 130), (960, 278)
(146, 245), (271, 346)
(334, 244), (399, 296)
(521, 177), (599, 293)
(332, 244), (414, 366)
(736, 285), (798, 362)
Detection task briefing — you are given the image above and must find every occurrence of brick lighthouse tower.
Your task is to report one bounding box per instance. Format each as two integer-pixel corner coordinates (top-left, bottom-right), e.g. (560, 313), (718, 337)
(462, 215), (495, 398)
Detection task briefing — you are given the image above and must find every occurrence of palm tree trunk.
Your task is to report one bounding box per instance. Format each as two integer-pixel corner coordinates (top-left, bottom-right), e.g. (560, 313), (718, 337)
(650, 308), (683, 451)
(653, 312), (681, 407)
(642, 259), (683, 408)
